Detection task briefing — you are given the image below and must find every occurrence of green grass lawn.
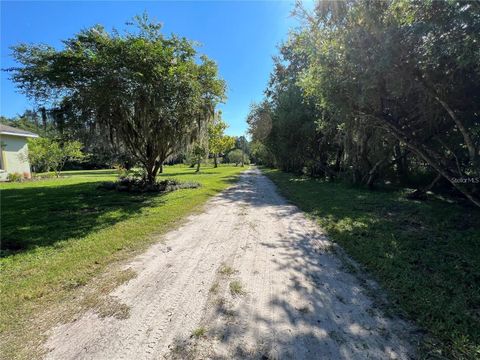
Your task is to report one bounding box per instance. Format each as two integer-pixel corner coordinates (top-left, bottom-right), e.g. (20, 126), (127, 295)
(0, 165), (244, 359)
(263, 168), (480, 360)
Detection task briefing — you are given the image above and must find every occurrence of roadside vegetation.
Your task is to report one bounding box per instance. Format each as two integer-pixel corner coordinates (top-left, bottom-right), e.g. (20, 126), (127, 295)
(0, 11), (252, 359)
(0, 165), (244, 359)
(1, 1), (478, 359)
(3, 13), (250, 183)
(248, 1), (479, 208)
(249, 3), (479, 357)
(264, 168), (480, 359)
(229, 281), (246, 296)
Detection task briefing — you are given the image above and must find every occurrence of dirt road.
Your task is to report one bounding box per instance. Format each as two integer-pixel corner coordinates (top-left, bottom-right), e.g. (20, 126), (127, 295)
(45, 168), (416, 359)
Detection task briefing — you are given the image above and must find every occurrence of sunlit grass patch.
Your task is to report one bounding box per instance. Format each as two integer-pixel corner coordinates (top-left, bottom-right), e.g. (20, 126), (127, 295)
(0, 165), (244, 359)
(263, 167), (480, 359)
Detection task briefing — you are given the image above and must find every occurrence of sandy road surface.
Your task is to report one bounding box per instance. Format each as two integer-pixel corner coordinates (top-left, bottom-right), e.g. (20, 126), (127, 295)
(45, 168), (416, 359)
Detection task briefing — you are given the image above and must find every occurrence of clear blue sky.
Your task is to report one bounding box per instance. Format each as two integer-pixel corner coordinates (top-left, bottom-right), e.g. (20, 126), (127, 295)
(1, 1), (299, 136)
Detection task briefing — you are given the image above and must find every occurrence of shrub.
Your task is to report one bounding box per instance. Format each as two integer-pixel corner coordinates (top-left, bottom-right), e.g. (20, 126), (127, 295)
(28, 138), (84, 176)
(227, 149), (248, 166)
(7, 172), (23, 182)
(113, 164), (129, 178)
(100, 177), (200, 193)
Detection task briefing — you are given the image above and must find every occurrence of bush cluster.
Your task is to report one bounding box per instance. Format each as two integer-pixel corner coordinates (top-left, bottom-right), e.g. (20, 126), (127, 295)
(100, 176), (200, 193)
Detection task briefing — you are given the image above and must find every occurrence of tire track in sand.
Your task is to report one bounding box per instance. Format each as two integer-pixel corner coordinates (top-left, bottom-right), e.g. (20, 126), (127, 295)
(44, 168), (418, 360)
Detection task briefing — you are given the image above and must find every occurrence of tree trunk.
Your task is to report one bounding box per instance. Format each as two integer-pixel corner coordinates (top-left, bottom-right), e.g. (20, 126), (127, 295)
(366, 158), (388, 189)
(378, 114), (480, 208)
(40, 107), (47, 133)
(394, 144), (409, 183)
(159, 163), (163, 174)
(434, 96), (479, 175)
(315, 161), (337, 180)
(407, 174), (441, 201)
(333, 147), (342, 174)
(146, 168), (156, 185)
(195, 157), (201, 173)
(33, 111), (39, 130)
(213, 154), (218, 168)
(145, 161), (160, 185)
(418, 77), (479, 175)
(241, 139), (245, 167)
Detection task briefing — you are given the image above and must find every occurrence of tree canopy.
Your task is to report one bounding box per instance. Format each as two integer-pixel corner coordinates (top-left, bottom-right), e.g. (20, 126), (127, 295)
(208, 112), (235, 167)
(8, 14), (225, 183)
(27, 138), (84, 176)
(248, 0), (480, 207)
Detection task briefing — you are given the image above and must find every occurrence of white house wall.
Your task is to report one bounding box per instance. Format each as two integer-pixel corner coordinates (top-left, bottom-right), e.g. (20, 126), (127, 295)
(0, 134), (32, 179)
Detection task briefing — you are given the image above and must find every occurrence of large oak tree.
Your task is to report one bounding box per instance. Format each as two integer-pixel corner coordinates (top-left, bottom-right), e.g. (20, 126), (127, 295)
(8, 14), (225, 183)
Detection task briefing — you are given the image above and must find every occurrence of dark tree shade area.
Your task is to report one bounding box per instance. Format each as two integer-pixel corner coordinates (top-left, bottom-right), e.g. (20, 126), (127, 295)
(248, 0), (480, 207)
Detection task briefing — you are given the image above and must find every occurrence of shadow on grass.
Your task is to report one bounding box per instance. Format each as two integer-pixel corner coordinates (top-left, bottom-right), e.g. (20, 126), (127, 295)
(161, 170), (226, 177)
(197, 169), (480, 357)
(261, 170), (480, 358)
(0, 181), (164, 256)
(59, 170), (117, 176)
(1, 168), (242, 258)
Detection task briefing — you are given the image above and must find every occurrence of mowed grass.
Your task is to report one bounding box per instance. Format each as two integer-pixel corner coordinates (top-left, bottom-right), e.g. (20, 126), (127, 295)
(263, 168), (480, 360)
(0, 165), (244, 358)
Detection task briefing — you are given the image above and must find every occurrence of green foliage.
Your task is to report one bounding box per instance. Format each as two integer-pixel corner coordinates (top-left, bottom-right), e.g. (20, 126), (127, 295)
(8, 14), (225, 183)
(191, 131), (209, 172)
(6, 173), (23, 182)
(101, 176), (200, 193)
(227, 149), (244, 166)
(28, 138), (84, 176)
(2, 111), (136, 171)
(208, 112), (236, 167)
(265, 168), (480, 359)
(229, 280), (245, 296)
(250, 0), (480, 206)
(235, 136), (250, 156)
(219, 136), (235, 156)
(250, 141), (274, 166)
(208, 116), (227, 154)
(192, 327), (207, 338)
(192, 143), (208, 159)
(0, 112), (46, 136)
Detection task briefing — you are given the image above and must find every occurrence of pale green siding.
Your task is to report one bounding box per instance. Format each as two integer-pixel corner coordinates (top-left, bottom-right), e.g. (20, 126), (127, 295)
(0, 134), (32, 180)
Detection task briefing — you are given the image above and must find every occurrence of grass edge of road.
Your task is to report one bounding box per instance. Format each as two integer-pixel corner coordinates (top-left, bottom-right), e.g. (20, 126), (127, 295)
(262, 167), (480, 360)
(0, 165), (245, 360)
